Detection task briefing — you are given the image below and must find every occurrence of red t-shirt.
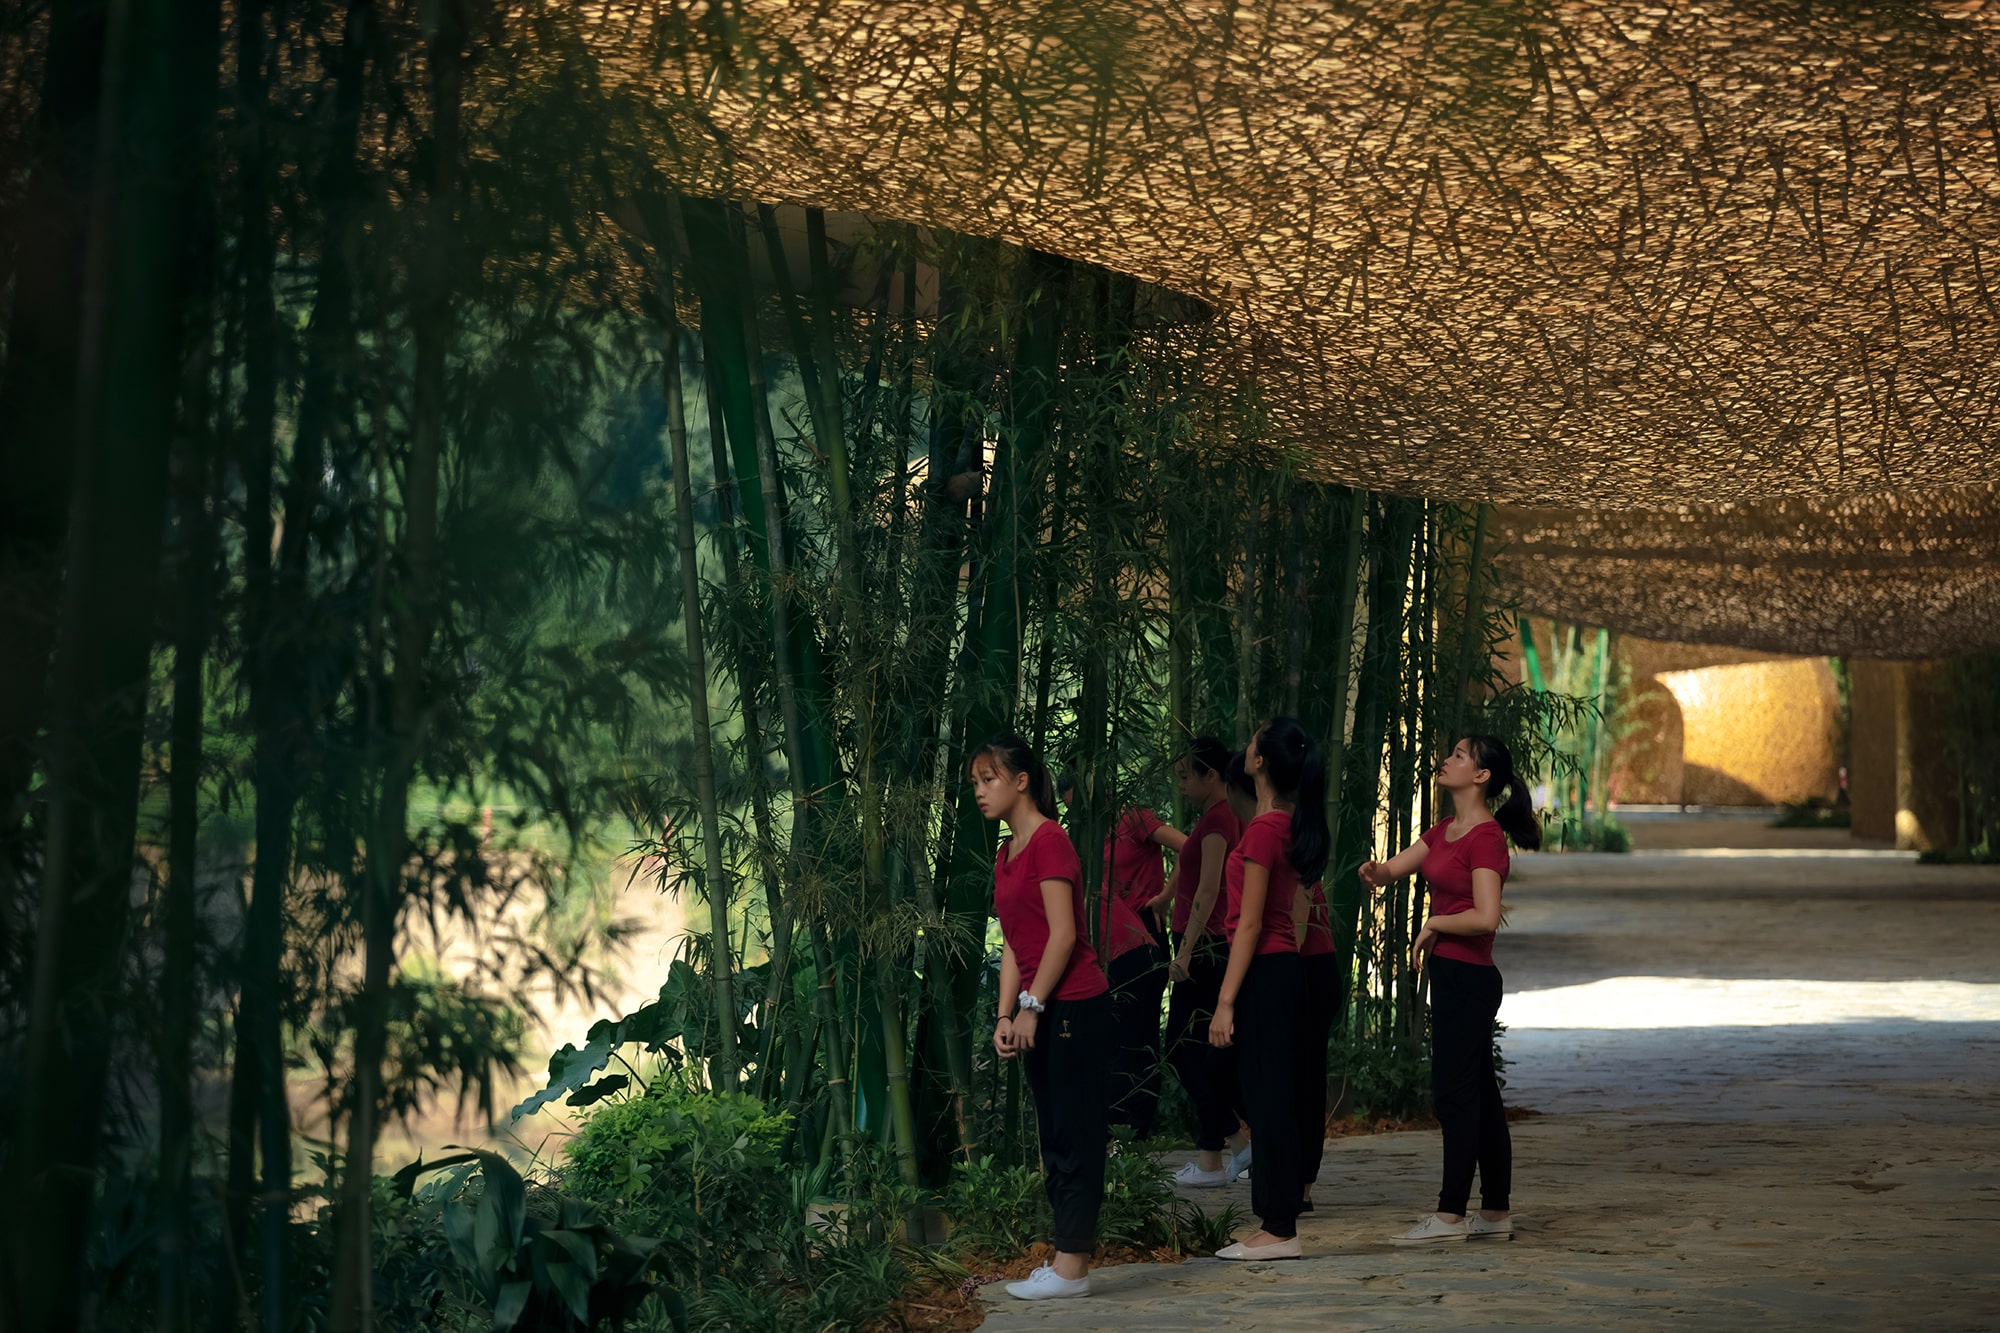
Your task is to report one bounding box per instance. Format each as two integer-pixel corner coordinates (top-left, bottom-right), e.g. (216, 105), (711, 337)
(995, 820), (1109, 1000)
(1420, 818), (1510, 967)
(1301, 880), (1334, 957)
(1225, 810), (1300, 955)
(1173, 801), (1242, 936)
(1097, 808), (1165, 961)
(1104, 808), (1166, 912)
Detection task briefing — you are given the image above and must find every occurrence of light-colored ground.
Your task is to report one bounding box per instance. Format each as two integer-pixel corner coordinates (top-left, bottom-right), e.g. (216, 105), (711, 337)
(979, 822), (2000, 1330)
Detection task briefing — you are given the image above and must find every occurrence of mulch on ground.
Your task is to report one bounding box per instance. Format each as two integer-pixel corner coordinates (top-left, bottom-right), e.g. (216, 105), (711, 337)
(875, 1111), (1518, 1331)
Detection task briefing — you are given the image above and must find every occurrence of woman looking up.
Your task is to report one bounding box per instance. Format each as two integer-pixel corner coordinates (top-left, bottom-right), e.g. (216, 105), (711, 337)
(1209, 717), (1329, 1261)
(1153, 737), (1246, 1185)
(1058, 774), (1184, 1139)
(1359, 734), (1540, 1244)
(974, 735), (1111, 1301)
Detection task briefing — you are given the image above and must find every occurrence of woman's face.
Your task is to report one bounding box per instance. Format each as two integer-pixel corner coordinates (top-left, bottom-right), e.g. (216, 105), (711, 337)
(1435, 738), (1490, 794)
(971, 754), (1027, 820)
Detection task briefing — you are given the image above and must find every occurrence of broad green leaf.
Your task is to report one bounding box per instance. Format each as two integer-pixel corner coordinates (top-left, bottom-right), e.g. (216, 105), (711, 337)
(491, 1280), (531, 1332)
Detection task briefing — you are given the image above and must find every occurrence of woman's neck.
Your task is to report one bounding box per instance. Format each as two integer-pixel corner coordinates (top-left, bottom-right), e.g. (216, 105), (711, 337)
(1448, 787), (1493, 824)
(1003, 801), (1046, 843)
(1255, 785), (1293, 818)
(1199, 789), (1225, 813)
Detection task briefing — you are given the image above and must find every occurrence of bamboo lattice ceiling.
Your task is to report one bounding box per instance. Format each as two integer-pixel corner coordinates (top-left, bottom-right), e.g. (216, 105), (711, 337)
(615, 0), (2000, 506)
(1491, 485), (2000, 656)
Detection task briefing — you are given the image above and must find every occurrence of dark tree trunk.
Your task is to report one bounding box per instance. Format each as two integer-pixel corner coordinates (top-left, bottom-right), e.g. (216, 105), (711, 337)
(12, 0), (220, 1327)
(0, 0), (106, 832)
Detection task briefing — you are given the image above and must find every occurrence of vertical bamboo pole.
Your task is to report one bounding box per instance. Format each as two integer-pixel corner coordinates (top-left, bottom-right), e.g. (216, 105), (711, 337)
(663, 303), (739, 1088)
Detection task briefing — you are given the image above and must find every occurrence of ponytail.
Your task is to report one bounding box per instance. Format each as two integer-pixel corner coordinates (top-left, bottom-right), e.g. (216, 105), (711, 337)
(1223, 749), (1255, 802)
(1254, 715), (1331, 884)
(1462, 733), (1543, 851)
(967, 733), (1060, 819)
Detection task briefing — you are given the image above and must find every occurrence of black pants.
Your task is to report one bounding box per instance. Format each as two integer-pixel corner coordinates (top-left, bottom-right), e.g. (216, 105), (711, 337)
(1233, 950), (1305, 1239)
(1164, 933), (1239, 1151)
(1429, 955), (1511, 1215)
(1295, 952), (1342, 1191)
(1023, 992), (1112, 1253)
(1106, 943), (1167, 1138)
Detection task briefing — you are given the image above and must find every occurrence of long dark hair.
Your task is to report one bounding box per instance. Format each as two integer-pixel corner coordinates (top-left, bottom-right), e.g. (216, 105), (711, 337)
(1253, 716), (1330, 884)
(1185, 735), (1231, 778)
(1461, 733), (1542, 851)
(1222, 749), (1255, 803)
(967, 733), (1059, 820)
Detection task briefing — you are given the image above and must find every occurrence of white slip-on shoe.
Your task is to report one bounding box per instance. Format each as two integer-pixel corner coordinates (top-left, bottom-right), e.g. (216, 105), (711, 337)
(1216, 1235), (1303, 1261)
(1004, 1263), (1092, 1301)
(1390, 1214), (1470, 1244)
(1225, 1144), (1253, 1183)
(1174, 1161), (1229, 1188)
(1466, 1213), (1514, 1240)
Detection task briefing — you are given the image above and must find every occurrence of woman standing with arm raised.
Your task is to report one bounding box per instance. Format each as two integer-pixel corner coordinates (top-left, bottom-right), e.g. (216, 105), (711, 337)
(1208, 716), (1329, 1260)
(1153, 737), (1246, 1184)
(974, 734), (1111, 1301)
(1359, 734), (1539, 1244)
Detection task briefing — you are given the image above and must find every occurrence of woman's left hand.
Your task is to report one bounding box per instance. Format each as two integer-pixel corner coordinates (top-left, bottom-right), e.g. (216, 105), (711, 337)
(1411, 925), (1437, 971)
(1208, 1000), (1236, 1048)
(1011, 1009), (1040, 1051)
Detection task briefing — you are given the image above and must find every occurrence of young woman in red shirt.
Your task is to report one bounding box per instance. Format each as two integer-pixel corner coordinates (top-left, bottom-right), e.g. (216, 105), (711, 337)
(971, 734), (1111, 1301)
(1057, 775), (1186, 1140)
(1294, 874), (1339, 1213)
(1208, 716), (1330, 1260)
(1359, 733), (1541, 1244)
(1152, 737), (1247, 1185)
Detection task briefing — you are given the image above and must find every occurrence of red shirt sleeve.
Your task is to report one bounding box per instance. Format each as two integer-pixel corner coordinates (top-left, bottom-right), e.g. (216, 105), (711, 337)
(1467, 822), (1510, 878)
(1239, 816), (1284, 869)
(1032, 826), (1082, 887)
(1131, 807), (1164, 842)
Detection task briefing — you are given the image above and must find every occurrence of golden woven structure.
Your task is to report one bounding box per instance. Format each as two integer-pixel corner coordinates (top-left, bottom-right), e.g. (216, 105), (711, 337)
(624, 0), (2000, 506)
(603, 1), (2000, 654)
(1492, 486), (2000, 656)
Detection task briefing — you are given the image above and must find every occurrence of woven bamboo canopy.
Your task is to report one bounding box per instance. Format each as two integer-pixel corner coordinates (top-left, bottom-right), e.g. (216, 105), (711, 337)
(1492, 486), (2000, 657)
(611, 0), (2000, 652)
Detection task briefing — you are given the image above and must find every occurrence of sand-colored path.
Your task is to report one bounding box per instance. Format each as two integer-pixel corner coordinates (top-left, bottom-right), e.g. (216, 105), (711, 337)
(979, 820), (2000, 1329)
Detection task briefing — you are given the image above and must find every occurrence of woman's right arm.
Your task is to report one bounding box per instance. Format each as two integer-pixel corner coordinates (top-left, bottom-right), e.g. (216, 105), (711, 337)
(1358, 837), (1432, 889)
(994, 944), (1022, 1056)
(1171, 833), (1229, 977)
(1209, 860), (1266, 1048)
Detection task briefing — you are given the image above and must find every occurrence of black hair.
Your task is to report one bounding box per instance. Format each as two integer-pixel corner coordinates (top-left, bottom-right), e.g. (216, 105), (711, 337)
(1460, 733), (1542, 851)
(1253, 715), (1330, 884)
(1184, 735), (1232, 779)
(1222, 749), (1256, 802)
(967, 733), (1060, 820)
(1055, 770), (1078, 799)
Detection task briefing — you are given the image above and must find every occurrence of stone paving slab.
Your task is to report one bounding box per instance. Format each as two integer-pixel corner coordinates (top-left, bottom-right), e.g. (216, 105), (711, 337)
(979, 838), (2000, 1330)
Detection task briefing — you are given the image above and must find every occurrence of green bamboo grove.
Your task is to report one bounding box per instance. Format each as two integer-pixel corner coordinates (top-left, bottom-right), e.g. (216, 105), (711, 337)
(0, 5), (1583, 1329)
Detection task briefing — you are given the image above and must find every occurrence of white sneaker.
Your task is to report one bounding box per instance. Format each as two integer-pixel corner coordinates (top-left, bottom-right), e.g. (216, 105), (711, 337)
(1174, 1161), (1229, 1188)
(1216, 1235), (1302, 1261)
(1390, 1214), (1470, 1244)
(1225, 1144), (1253, 1183)
(1004, 1263), (1092, 1301)
(1467, 1212), (1514, 1240)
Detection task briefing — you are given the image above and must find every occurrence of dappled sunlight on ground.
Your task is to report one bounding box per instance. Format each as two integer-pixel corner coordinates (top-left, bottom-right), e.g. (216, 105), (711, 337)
(1505, 976), (2000, 1028)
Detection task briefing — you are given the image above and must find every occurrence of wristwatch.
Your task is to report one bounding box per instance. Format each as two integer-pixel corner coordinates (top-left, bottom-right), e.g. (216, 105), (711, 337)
(1016, 990), (1046, 1014)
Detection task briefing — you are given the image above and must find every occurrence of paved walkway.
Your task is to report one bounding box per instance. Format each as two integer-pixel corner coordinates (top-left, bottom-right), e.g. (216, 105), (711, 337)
(979, 823), (2000, 1329)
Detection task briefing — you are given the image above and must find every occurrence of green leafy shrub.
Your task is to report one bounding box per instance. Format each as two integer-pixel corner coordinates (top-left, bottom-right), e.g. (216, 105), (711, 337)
(939, 1156), (1047, 1256)
(562, 1083), (790, 1282)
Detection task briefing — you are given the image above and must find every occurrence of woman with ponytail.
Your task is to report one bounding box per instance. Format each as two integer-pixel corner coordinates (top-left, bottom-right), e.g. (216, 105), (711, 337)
(970, 734), (1110, 1301)
(1208, 716), (1328, 1260)
(1359, 733), (1540, 1244)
